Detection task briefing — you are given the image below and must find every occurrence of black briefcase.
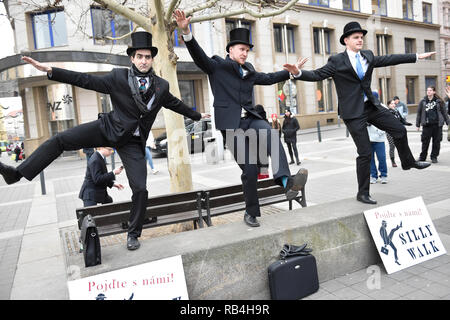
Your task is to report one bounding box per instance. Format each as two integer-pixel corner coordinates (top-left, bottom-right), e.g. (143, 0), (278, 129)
(80, 215), (101, 267)
(268, 244), (319, 300)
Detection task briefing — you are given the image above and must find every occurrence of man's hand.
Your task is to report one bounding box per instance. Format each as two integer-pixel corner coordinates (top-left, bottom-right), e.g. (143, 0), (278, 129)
(283, 57), (308, 76)
(113, 183), (124, 190)
(201, 113), (211, 119)
(445, 86), (450, 99)
(113, 166), (123, 175)
(21, 56), (52, 73)
(417, 52), (436, 60)
(173, 9), (191, 35)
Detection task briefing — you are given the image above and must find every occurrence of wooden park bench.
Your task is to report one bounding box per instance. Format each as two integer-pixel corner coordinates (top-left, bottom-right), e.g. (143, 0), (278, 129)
(201, 176), (307, 227)
(75, 190), (205, 237)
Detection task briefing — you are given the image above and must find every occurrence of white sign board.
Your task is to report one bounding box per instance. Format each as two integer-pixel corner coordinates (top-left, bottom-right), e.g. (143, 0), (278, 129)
(68, 255), (189, 300)
(364, 197), (446, 274)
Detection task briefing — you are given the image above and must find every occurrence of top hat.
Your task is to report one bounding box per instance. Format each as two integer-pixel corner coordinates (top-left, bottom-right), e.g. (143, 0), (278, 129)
(339, 21), (367, 45)
(126, 31), (158, 57)
(226, 28), (254, 52)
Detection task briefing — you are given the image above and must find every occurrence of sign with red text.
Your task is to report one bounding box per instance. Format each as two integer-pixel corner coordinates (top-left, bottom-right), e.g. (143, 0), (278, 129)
(67, 255), (188, 300)
(364, 197), (446, 274)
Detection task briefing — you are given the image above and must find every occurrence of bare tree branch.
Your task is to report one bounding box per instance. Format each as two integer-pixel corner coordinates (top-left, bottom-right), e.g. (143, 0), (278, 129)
(93, 0), (151, 30)
(187, 0), (299, 24)
(185, 0), (220, 17)
(164, 0), (181, 21)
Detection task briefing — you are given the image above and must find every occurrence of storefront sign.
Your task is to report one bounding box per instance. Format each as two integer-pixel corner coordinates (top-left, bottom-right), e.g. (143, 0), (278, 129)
(364, 197), (446, 274)
(47, 84), (75, 121)
(68, 255), (189, 300)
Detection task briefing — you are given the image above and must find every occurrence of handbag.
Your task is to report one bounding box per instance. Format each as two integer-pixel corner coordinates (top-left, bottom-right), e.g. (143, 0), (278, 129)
(381, 246), (389, 255)
(80, 215), (101, 267)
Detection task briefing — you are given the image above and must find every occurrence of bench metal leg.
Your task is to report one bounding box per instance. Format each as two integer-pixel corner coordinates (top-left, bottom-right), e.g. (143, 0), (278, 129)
(196, 192), (204, 228)
(204, 192), (213, 226)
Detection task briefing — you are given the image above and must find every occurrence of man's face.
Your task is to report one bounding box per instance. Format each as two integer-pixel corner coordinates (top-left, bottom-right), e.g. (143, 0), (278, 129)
(345, 32), (364, 52)
(229, 44), (250, 65)
(131, 49), (153, 73)
(99, 147), (114, 158)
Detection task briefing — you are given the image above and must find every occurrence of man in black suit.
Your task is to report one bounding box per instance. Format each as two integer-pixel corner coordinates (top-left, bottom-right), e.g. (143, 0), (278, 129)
(294, 21), (434, 204)
(0, 31), (205, 250)
(79, 147), (124, 207)
(174, 10), (307, 228)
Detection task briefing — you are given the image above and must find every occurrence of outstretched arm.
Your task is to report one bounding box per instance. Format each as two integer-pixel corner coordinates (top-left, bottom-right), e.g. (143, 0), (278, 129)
(22, 56), (52, 74)
(22, 56), (113, 94)
(173, 10), (217, 74)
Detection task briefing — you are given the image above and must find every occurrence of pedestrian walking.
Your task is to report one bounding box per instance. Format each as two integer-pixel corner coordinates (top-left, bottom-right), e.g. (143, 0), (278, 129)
(416, 86), (449, 163)
(282, 109), (301, 165)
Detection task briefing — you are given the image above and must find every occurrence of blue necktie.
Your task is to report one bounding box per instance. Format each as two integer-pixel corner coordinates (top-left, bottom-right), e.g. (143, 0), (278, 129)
(355, 53), (365, 80)
(239, 66), (244, 78)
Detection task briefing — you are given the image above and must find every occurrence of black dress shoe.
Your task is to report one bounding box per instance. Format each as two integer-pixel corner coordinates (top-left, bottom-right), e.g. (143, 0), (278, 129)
(356, 194), (377, 205)
(284, 168), (308, 201)
(289, 160), (295, 164)
(0, 162), (21, 185)
(127, 236), (140, 250)
(431, 158), (438, 164)
(143, 217), (157, 224)
(296, 160), (301, 165)
(402, 161), (431, 170)
(244, 212), (260, 227)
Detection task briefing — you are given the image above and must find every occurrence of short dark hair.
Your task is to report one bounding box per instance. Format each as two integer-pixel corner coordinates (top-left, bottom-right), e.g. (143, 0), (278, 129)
(393, 96), (399, 100)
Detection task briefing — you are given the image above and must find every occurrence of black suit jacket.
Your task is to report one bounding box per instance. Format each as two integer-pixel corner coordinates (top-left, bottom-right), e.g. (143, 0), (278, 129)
(49, 67), (201, 149)
(298, 50), (417, 120)
(185, 36), (290, 130)
(79, 151), (115, 203)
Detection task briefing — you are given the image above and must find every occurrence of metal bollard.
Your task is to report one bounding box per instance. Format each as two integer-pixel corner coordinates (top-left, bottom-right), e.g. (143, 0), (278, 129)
(316, 121), (322, 142)
(39, 171), (46, 195)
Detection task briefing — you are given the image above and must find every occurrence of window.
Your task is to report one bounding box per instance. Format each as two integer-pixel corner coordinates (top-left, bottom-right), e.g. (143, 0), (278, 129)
(309, 0), (329, 6)
(404, 38), (415, 54)
(226, 20), (253, 49)
(343, 0), (360, 12)
(376, 34), (390, 55)
(313, 28), (331, 54)
(425, 77), (437, 90)
(31, 9), (68, 49)
(274, 25), (295, 53)
(422, 3), (432, 23)
(424, 40), (435, 60)
(316, 80), (333, 112)
(178, 80), (197, 111)
(91, 7), (133, 45)
(277, 81), (298, 114)
(403, 0), (414, 20)
(405, 77), (417, 104)
(372, 0), (387, 16)
(174, 25), (191, 47)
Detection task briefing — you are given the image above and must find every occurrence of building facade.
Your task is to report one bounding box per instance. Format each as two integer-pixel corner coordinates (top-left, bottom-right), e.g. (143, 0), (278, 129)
(439, 0), (450, 89)
(0, 0), (442, 155)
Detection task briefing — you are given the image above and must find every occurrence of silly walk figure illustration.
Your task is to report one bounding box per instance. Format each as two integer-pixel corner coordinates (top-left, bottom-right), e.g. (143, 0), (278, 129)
(380, 220), (402, 265)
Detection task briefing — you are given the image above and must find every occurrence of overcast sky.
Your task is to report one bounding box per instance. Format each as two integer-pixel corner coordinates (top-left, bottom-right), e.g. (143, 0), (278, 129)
(0, 2), (15, 59)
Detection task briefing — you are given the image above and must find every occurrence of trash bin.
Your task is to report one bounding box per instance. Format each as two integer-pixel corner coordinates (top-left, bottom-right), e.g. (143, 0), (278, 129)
(205, 137), (219, 165)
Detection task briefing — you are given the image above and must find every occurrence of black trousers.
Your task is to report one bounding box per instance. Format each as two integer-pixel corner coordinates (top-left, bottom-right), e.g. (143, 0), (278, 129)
(286, 141), (299, 162)
(419, 124), (442, 160)
(344, 102), (416, 197)
(17, 119), (148, 238)
(222, 116), (290, 217)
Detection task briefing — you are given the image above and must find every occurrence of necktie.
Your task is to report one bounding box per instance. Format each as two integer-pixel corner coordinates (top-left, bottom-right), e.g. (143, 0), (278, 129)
(239, 66), (244, 78)
(355, 53), (365, 80)
(138, 77), (147, 93)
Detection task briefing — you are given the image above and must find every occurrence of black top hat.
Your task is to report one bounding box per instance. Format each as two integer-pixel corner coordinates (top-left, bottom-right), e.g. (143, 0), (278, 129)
(226, 28), (254, 52)
(339, 21), (367, 45)
(126, 31), (158, 57)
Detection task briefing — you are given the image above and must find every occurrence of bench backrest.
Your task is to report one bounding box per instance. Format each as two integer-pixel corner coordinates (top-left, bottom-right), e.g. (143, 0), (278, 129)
(76, 190), (202, 229)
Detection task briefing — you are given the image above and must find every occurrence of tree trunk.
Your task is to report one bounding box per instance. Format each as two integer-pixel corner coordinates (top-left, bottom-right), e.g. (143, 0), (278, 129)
(149, 0), (194, 193)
